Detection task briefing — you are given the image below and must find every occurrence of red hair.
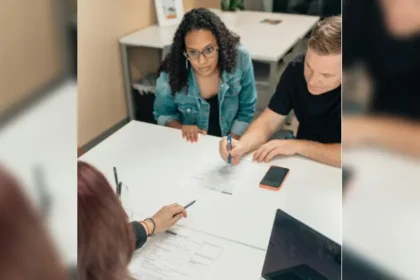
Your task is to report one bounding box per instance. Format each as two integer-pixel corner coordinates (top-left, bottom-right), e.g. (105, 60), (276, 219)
(78, 161), (134, 280)
(0, 165), (68, 279)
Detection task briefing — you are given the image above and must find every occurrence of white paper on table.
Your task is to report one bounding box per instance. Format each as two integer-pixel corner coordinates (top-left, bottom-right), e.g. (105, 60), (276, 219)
(179, 158), (247, 195)
(129, 231), (223, 280)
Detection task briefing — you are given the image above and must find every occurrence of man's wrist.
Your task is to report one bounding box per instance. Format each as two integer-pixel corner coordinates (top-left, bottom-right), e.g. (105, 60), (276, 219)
(362, 117), (383, 144)
(354, 116), (389, 144)
(291, 139), (306, 155)
(240, 138), (252, 154)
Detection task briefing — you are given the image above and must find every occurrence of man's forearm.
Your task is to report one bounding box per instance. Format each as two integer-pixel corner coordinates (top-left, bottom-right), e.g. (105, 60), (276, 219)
(295, 141), (341, 167)
(365, 117), (420, 157)
(239, 123), (274, 154)
(236, 108), (287, 155)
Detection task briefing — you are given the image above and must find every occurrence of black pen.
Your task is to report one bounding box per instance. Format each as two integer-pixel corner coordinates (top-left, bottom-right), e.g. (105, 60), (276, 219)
(117, 182), (122, 198)
(184, 200), (196, 209)
(113, 167), (121, 197)
(166, 230), (177, 235)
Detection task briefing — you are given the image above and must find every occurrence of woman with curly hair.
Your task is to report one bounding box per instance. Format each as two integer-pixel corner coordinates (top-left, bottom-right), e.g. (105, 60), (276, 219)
(154, 8), (257, 142)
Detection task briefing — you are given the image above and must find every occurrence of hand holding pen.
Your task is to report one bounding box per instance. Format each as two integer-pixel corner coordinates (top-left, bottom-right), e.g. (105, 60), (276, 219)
(147, 201), (195, 234)
(219, 134), (245, 165)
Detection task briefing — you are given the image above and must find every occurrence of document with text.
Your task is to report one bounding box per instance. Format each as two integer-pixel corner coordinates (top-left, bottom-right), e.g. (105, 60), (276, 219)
(179, 158), (252, 195)
(129, 232), (224, 280)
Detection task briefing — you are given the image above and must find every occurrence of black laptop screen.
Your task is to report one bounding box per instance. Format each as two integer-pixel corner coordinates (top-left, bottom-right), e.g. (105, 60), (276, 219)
(261, 209), (341, 280)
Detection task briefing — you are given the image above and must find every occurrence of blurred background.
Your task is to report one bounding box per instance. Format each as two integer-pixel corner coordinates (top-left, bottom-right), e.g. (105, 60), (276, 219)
(0, 0), (77, 278)
(343, 0), (420, 279)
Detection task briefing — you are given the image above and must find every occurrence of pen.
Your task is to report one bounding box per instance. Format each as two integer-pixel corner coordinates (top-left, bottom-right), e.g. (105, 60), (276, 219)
(166, 230), (186, 237)
(227, 134), (232, 164)
(117, 182), (122, 198)
(184, 200), (196, 209)
(113, 167), (121, 198)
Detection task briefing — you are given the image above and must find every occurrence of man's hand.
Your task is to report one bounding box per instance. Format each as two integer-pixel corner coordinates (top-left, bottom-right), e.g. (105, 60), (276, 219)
(181, 125), (207, 143)
(342, 116), (373, 147)
(253, 140), (298, 162)
(219, 137), (247, 165)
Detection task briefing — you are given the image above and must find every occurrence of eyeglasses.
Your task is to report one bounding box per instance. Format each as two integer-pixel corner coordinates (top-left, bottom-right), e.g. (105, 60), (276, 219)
(184, 46), (219, 60)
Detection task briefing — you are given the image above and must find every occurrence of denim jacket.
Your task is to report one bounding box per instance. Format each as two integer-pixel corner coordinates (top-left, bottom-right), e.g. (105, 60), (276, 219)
(153, 45), (257, 136)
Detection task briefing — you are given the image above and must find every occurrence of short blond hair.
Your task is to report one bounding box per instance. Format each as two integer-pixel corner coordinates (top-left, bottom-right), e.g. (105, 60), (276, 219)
(308, 16), (341, 55)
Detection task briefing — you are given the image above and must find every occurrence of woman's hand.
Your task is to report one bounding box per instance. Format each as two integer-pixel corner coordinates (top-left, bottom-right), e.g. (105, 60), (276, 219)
(147, 203), (187, 233)
(182, 125), (207, 142)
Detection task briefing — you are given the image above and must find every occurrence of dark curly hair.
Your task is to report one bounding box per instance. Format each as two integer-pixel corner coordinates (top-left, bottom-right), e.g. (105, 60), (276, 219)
(158, 8), (240, 95)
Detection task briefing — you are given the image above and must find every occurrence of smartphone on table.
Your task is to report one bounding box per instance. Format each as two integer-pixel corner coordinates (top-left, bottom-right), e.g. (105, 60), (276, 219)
(260, 166), (290, 191)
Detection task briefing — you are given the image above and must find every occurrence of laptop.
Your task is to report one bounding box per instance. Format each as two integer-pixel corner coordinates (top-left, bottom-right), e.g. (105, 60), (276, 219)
(342, 249), (398, 280)
(261, 209), (341, 280)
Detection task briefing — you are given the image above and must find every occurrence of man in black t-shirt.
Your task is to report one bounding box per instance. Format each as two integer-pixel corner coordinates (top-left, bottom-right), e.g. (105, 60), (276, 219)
(219, 16), (342, 167)
(343, 0), (420, 157)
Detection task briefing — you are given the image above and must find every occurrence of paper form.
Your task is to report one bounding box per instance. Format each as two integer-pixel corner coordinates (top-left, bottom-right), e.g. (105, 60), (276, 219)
(130, 233), (223, 280)
(180, 159), (245, 195)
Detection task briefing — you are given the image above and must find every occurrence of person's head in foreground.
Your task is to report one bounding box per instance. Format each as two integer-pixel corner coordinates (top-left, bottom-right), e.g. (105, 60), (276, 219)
(305, 15), (341, 95)
(160, 7), (240, 93)
(0, 166), (68, 280)
(78, 161), (135, 280)
(78, 161), (187, 280)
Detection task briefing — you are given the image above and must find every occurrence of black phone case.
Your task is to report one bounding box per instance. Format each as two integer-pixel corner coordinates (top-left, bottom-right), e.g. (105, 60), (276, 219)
(260, 166), (290, 189)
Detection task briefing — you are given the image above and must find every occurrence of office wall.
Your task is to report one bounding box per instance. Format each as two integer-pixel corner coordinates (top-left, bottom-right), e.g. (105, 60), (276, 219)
(78, 0), (220, 146)
(79, 0), (161, 146)
(0, 0), (63, 116)
(195, 0), (220, 9)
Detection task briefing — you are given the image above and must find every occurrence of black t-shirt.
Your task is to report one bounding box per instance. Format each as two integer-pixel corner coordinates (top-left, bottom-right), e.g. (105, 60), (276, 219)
(268, 54), (341, 144)
(131, 221), (147, 250)
(206, 95), (222, 137)
(343, 0), (420, 120)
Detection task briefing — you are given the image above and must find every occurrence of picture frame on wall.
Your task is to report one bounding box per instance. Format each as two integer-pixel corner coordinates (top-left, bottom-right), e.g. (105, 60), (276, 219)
(154, 0), (184, 27)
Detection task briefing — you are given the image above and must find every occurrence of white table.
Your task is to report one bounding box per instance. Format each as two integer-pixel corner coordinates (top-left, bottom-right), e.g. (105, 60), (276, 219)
(120, 9), (319, 119)
(0, 80), (77, 266)
(80, 120), (341, 278)
(344, 147), (420, 280)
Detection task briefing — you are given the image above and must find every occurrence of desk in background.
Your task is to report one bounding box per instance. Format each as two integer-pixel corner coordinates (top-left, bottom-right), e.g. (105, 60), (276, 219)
(120, 9), (319, 120)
